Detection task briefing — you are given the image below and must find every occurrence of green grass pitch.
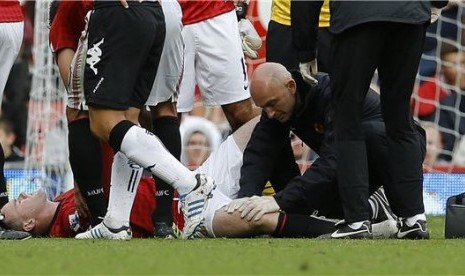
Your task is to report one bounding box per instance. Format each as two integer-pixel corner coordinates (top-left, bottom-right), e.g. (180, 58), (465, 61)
(2, 216), (465, 274)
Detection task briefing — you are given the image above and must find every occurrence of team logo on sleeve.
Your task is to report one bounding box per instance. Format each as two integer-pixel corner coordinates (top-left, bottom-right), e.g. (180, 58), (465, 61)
(68, 211), (82, 233)
(86, 38), (104, 75)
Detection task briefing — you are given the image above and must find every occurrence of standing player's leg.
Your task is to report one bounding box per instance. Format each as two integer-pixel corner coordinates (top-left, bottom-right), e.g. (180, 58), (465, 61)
(378, 23), (428, 239)
(76, 2), (214, 240)
(50, 2), (108, 225)
(151, 103), (181, 238)
(146, 0), (184, 238)
(63, 28), (107, 226)
(0, 20), (23, 207)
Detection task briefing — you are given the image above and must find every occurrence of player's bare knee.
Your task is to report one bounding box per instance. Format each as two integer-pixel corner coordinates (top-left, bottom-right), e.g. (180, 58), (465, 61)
(222, 100), (255, 130)
(245, 212), (279, 235)
(124, 107), (140, 125)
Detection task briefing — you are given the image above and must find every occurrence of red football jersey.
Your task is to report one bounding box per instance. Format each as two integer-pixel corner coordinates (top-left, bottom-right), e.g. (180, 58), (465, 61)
(48, 177), (156, 238)
(49, 0), (94, 53)
(49, 189), (89, 238)
(179, 0), (235, 25)
(0, 1), (23, 22)
(129, 176), (157, 238)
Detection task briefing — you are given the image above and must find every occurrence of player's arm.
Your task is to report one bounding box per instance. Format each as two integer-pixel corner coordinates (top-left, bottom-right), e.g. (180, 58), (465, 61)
(290, 0), (323, 64)
(238, 113), (291, 197)
(274, 140), (336, 212)
(291, 0), (323, 85)
(273, 75), (336, 211)
(48, 1), (80, 87)
(56, 49), (75, 87)
(73, 183), (90, 220)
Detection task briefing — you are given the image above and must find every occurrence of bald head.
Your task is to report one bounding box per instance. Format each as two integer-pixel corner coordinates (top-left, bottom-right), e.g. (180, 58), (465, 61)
(250, 62), (292, 99)
(250, 62), (296, 123)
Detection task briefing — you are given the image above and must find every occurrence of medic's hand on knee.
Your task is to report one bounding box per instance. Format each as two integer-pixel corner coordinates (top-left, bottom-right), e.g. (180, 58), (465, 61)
(240, 196), (280, 221)
(226, 197), (251, 214)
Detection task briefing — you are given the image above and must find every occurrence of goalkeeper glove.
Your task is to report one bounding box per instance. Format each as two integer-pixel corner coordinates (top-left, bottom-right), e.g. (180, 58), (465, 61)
(238, 19), (262, 59)
(299, 60), (319, 86)
(431, 7), (442, 23)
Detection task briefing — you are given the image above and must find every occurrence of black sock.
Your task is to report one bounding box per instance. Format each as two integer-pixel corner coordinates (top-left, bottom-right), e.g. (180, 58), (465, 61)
(152, 116), (181, 158)
(0, 145), (7, 208)
(273, 213), (336, 238)
(68, 119), (106, 226)
(151, 116), (181, 226)
(109, 120), (135, 153)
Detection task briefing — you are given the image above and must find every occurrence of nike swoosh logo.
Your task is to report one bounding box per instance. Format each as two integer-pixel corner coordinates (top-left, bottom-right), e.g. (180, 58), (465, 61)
(397, 227), (425, 238)
(330, 228), (369, 238)
(244, 84), (249, 90)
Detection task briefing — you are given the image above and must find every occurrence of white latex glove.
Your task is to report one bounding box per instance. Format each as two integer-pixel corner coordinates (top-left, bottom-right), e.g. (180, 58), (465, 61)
(240, 196), (280, 221)
(299, 60), (318, 86)
(238, 19), (262, 59)
(226, 197), (251, 213)
(431, 7), (442, 23)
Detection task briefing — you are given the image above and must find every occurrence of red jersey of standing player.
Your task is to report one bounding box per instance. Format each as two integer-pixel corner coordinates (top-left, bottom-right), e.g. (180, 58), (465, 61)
(49, 0), (93, 53)
(178, 0), (235, 25)
(0, 1), (23, 22)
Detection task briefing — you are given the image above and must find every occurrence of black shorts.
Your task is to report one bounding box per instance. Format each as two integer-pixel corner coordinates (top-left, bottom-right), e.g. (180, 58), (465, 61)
(84, 1), (165, 110)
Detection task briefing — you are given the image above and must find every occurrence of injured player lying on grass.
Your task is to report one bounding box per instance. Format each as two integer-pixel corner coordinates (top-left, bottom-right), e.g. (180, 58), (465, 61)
(0, 117), (397, 239)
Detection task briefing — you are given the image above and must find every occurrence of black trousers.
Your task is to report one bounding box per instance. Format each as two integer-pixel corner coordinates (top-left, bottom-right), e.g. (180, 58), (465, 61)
(330, 22), (427, 222)
(266, 21), (332, 73)
(279, 121), (392, 219)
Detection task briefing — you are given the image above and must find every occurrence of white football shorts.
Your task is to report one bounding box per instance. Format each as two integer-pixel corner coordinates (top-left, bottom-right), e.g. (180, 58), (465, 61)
(145, 0), (184, 106)
(177, 9), (251, 113)
(194, 135), (244, 237)
(0, 21), (23, 102)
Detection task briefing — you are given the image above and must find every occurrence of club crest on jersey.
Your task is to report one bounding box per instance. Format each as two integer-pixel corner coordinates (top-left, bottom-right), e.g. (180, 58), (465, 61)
(87, 38), (104, 75)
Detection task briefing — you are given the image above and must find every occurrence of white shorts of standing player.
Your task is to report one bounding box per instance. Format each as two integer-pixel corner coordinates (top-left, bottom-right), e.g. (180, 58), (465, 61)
(177, 9), (251, 113)
(0, 21), (24, 102)
(145, 0), (184, 106)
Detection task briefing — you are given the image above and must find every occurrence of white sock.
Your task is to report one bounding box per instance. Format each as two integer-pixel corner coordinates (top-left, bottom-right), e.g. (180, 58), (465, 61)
(120, 125), (197, 194)
(103, 151), (143, 229)
(368, 198), (377, 220)
(405, 213), (426, 227)
(349, 221), (365, 229)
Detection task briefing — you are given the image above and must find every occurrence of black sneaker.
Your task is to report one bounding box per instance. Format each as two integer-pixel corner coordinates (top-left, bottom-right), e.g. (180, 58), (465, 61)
(330, 220), (373, 239)
(154, 222), (176, 239)
(0, 226), (31, 240)
(370, 187), (397, 223)
(397, 219), (430, 239)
